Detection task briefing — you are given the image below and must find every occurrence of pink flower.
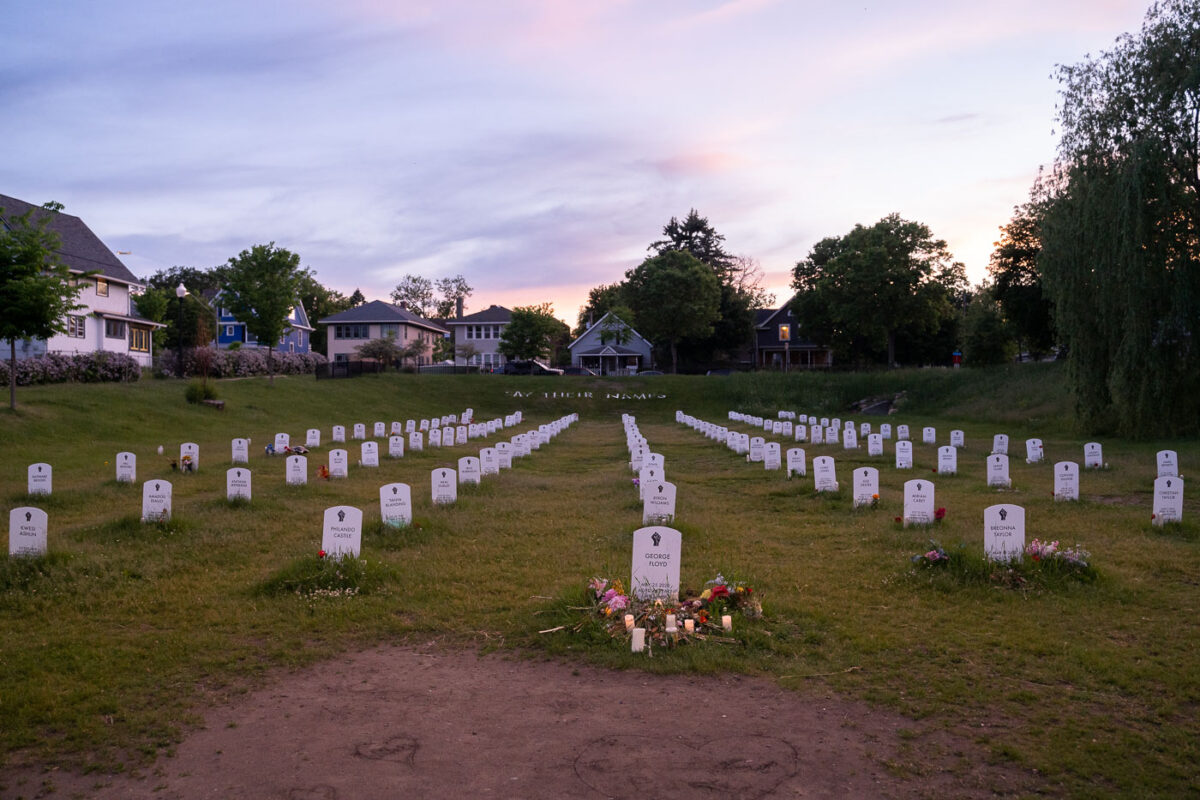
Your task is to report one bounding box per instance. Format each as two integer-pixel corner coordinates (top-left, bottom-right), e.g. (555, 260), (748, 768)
(607, 594), (629, 611)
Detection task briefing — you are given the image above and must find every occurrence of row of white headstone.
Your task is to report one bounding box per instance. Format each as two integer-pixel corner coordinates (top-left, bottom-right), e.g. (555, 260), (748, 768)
(319, 414), (579, 558)
(624, 415), (677, 525)
(730, 410), (968, 450)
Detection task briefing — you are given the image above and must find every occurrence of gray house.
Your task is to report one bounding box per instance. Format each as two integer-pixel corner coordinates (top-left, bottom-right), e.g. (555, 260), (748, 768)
(442, 305), (512, 370)
(568, 312), (654, 375)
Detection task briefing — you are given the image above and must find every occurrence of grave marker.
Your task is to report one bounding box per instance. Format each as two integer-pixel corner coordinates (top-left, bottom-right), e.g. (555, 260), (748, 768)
(307, 428), (321, 448)
(409, 431), (424, 452)
(852, 467), (879, 507)
(1025, 438), (1044, 464)
(456, 426), (468, 446)
(937, 445), (957, 475)
(274, 433), (290, 452)
(388, 435), (405, 459)
(749, 437), (765, 463)
(353, 423), (366, 440)
(810, 425), (824, 445)
(903, 479), (935, 526)
(763, 442), (782, 470)
(431, 469), (458, 504)
(992, 434), (1008, 455)
(897, 424), (910, 441)
(429, 428), (443, 447)
(813, 455), (838, 492)
(332, 425), (346, 443)
(895, 440), (913, 470)
(27, 463), (51, 495)
(1084, 442), (1104, 469)
(116, 451), (136, 483)
(232, 438), (249, 464)
(1157, 450), (1179, 478)
(180, 442), (199, 471)
(786, 447), (806, 478)
(880, 423), (892, 440)
(328, 448), (349, 478)
(631, 526), (681, 601)
(950, 429), (964, 448)
(321, 506), (363, 558)
(987, 454), (1011, 488)
(922, 426), (936, 445)
(794, 425), (807, 442)
(826, 425), (840, 444)
(374, 422), (386, 438)
(379, 483), (412, 528)
(287, 455), (307, 485)
(843, 428), (858, 450)
(458, 456), (482, 485)
(1153, 477), (1184, 525)
(642, 481), (677, 524)
(480, 447), (498, 476)
(226, 468), (251, 501)
(1053, 461), (1078, 501)
(391, 421), (404, 435)
(984, 504), (1025, 562)
(9, 507), (48, 557)
(867, 433), (883, 457)
(361, 441), (379, 467)
(141, 480), (172, 522)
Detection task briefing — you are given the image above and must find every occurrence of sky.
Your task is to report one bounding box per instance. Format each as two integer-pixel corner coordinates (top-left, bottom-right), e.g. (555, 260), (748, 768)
(2, 0), (1150, 324)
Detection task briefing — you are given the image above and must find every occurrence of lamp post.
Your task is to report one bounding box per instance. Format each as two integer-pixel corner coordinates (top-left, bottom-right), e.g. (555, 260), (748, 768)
(175, 283), (188, 378)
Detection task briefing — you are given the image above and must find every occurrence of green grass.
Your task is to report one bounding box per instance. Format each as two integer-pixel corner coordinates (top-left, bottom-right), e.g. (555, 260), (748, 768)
(1, 365), (1199, 796)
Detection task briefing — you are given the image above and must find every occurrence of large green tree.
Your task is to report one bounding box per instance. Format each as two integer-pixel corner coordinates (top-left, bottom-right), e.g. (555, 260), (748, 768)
(624, 250), (721, 373)
(1037, 0), (1200, 436)
(434, 275), (473, 319)
(296, 270), (350, 354)
(498, 303), (569, 362)
(0, 202), (84, 409)
(575, 282), (628, 337)
(390, 275), (433, 316)
(791, 214), (966, 367)
(221, 243), (305, 385)
(989, 201), (1055, 359)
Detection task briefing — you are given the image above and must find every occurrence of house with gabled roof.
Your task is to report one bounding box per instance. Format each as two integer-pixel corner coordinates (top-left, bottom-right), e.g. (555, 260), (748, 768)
(208, 289), (314, 354)
(318, 300), (447, 365)
(568, 311), (654, 375)
(442, 304), (512, 371)
(753, 297), (832, 369)
(0, 193), (164, 367)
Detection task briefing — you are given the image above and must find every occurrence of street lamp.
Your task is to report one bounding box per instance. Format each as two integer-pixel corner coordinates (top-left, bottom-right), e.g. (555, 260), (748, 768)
(175, 283), (188, 378)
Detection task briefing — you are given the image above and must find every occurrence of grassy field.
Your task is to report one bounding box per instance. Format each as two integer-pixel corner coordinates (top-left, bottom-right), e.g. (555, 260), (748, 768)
(1, 364), (1198, 797)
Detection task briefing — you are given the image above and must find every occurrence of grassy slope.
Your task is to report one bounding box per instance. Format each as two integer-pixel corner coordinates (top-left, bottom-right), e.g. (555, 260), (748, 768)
(1, 365), (1197, 796)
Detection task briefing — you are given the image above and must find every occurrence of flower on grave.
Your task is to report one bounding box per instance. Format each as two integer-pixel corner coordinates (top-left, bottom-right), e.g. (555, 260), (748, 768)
(894, 516), (903, 523)
(318, 549), (327, 559)
(932, 468), (937, 473)
(934, 507), (946, 521)
(632, 478), (639, 487)
(589, 577), (608, 597)
(872, 494), (879, 500)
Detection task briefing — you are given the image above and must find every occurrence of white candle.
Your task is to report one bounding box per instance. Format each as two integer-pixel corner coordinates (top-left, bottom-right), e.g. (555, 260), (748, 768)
(684, 619), (695, 633)
(722, 615), (732, 632)
(631, 627), (646, 652)
(624, 614), (635, 630)
(665, 613), (677, 632)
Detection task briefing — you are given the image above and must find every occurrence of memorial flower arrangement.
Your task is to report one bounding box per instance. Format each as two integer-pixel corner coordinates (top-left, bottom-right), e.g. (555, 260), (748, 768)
(911, 540), (949, 567)
(574, 574), (762, 651)
(1025, 539), (1091, 572)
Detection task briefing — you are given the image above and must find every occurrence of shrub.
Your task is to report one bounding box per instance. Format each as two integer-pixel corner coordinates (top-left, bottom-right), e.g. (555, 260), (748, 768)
(184, 380), (217, 404)
(0, 352), (141, 386)
(154, 347), (328, 378)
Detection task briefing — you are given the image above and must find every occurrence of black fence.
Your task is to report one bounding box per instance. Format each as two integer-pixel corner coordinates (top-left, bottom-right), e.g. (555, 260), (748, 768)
(314, 360), (386, 380)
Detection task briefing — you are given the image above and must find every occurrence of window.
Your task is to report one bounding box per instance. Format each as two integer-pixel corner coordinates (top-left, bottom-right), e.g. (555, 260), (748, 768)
(96, 278), (109, 297)
(67, 315), (86, 338)
(334, 353), (349, 363)
(778, 324), (791, 342)
(129, 327), (150, 353)
(380, 323), (399, 338)
(104, 319), (126, 339)
(465, 325), (473, 340)
(334, 324), (370, 339)
(225, 325), (235, 337)
(492, 325), (502, 339)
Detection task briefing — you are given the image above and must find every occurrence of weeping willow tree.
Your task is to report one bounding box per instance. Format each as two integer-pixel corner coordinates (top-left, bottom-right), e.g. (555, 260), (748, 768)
(1038, 0), (1200, 437)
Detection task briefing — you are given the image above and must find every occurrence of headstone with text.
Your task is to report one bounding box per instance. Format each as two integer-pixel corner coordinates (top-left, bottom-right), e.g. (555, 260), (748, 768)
(374, 422), (386, 438)
(950, 429), (964, 448)
(458, 456), (482, 485)
(922, 426), (936, 445)
(852, 467), (879, 507)
(27, 463), (51, 495)
(786, 447), (806, 478)
(880, 423), (892, 440)
(232, 438), (249, 464)
(763, 442), (781, 470)
(353, 423), (366, 440)
(1153, 477), (1184, 525)
(307, 428), (321, 448)
(749, 437), (765, 463)
(1053, 461), (1078, 501)
(379, 483), (412, 528)
(987, 453), (1011, 488)
(180, 442), (199, 471)
(992, 434), (1008, 455)
(429, 428), (443, 447)
(1025, 438), (1044, 464)
(226, 468), (251, 501)
(843, 428), (858, 450)
(984, 504), (1025, 562)
(810, 425), (824, 445)
(937, 445), (957, 475)
(1084, 442), (1103, 469)
(116, 452), (136, 483)
(431, 468), (458, 504)
(813, 455), (838, 492)
(388, 435), (405, 458)
(868, 434), (883, 457)
(274, 433), (289, 452)
(322, 506), (363, 558)
(361, 441), (379, 467)
(141, 479), (172, 522)
(287, 454), (307, 485)
(332, 425), (346, 443)
(895, 440), (913, 470)
(9, 507), (48, 557)
(897, 424), (910, 441)
(1157, 450), (1179, 478)
(903, 479), (935, 526)
(631, 526), (681, 601)
(329, 448), (349, 478)
(409, 431), (424, 452)
(642, 481), (677, 524)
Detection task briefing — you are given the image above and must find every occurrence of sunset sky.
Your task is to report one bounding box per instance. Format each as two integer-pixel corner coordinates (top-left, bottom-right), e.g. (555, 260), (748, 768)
(2, 0), (1149, 323)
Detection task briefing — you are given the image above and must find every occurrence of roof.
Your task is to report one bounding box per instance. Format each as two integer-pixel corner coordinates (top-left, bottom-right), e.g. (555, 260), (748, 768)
(444, 305), (512, 325)
(574, 344), (646, 357)
(210, 288), (314, 331)
(318, 300), (448, 334)
(0, 194), (141, 286)
(568, 310), (653, 351)
(755, 296), (797, 329)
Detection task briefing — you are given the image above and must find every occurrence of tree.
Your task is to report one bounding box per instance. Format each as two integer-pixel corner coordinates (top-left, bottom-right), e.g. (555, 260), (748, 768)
(598, 305), (636, 346)
(961, 287), (1016, 366)
(791, 214), (965, 367)
(296, 270), (350, 354)
(221, 243), (305, 385)
(989, 201), (1055, 358)
(347, 288), (366, 307)
(650, 208), (734, 277)
(0, 202), (84, 409)
(498, 303), (568, 362)
(1037, 0), (1200, 436)
(144, 265), (226, 296)
(454, 340), (478, 364)
(624, 250), (721, 373)
(575, 282), (628, 336)
(390, 275), (433, 317)
(355, 334), (402, 368)
(434, 275), (473, 319)
(399, 337), (431, 367)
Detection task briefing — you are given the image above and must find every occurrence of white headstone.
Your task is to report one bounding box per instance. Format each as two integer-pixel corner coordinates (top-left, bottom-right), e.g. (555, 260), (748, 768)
(826, 426), (840, 444)
(274, 432), (290, 452)
(749, 437), (765, 463)
(843, 428), (858, 450)
(496, 444), (514, 470)
(987, 454), (1011, 488)
(880, 423), (892, 440)
(409, 431), (424, 452)
(141, 479), (172, 522)
(638, 465), (663, 500)
(232, 438), (249, 464)
(332, 425), (346, 443)
(456, 426), (468, 445)
(328, 448), (349, 478)
(922, 426), (936, 445)
(763, 442), (782, 470)
(852, 467), (879, 507)
(786, 447), (807, 477)
(374, 422), (386, 438)
(794, 425), (807, 442)
(1053, 461), (1078, 501)
(642, 480), (677, 524)
(895, 440), (913, 470)
(813, 455), (837, 492)
(379, 483), (412, 528)
(360, 441), (379, 467)
(116, 451), (136, 483)
(406, 419), (416, 433)
(180, 442), (199, 471)
(810, 425), (824, 445)
(431, 468), (458, 504)
(419, 419), (430, 431)
(287, 454), (307, 485)
(937, 445), (957, 475)
(897, 424), (910, 441)
(353, 423), (366, 440)
(992, 434), (1008, 455)
(631, 526), (682, 601)
(903, 479), (935, 526)
(781, 421), (793, 438)
(458, 456), (482, 485)
(1084, 442), (1103, 469)
(388, 435), (405, 459)
(860, 421), (871, 437)
(819, 417), (829, 428)
(27, 463), (51, 495)
(321, 506), (363, 558)
(867, 433), (883, 457)
(429, 428), (443, 447)
(950, 429), (965, 448)
(306, 428), (321, 448)
(226, 467), (251, 501)
(391, 421), (404, 435)
(984, 504), (1025, 562)
(480, 447), (498, 476)
(1157, 450), (1179, 478)
(1153, 476), (1184, 526)
(1025, 438), (1044, 464)
(9, 507), (48, 556)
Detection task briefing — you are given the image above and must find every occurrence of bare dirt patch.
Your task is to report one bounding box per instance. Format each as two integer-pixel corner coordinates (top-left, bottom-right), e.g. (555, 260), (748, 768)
(2, 645), (1036, 799)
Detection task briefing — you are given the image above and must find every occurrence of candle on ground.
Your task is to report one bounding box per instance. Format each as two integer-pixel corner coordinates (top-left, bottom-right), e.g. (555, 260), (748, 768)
(665, 614), (677, 632)
(722, 615), (732, 632)
(624, 614), (634, 630)
(684, 619), (695, 633)
(631, 628), (646, 652)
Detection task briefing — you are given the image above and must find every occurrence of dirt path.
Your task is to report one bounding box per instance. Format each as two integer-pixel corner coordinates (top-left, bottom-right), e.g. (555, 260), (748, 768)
(3, 645), (1036, 799)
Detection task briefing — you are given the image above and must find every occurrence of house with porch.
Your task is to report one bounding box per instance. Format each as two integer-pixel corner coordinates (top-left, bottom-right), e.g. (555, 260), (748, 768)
(442, 304), (511, 371)
(568, 311), (654, 375)
(319, 300), (447, 364)
(753, 298), (832, 369)
(0, 193), (164, 367)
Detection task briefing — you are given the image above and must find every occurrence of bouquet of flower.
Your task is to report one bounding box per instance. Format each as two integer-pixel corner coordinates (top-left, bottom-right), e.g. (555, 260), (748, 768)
(911, 540), (949, 567)
(1025, 538), (1091, 570)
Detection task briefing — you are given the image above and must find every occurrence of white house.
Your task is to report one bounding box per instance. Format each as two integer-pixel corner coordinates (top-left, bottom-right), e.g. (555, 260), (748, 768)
(568, 311), (654, 375)
(318, 300), (447, 364)
(0, 194), (164, 367)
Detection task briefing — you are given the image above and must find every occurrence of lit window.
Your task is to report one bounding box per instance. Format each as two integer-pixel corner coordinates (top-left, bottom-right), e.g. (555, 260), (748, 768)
(96, 278), (109, 297)
(67, 315), (86, 338)
(778, 324), (791, 342)
(129, 327), (150, 352)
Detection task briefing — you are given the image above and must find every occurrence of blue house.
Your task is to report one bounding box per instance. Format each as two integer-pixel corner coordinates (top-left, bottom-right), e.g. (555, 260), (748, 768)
(210, 290), (314, 354)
